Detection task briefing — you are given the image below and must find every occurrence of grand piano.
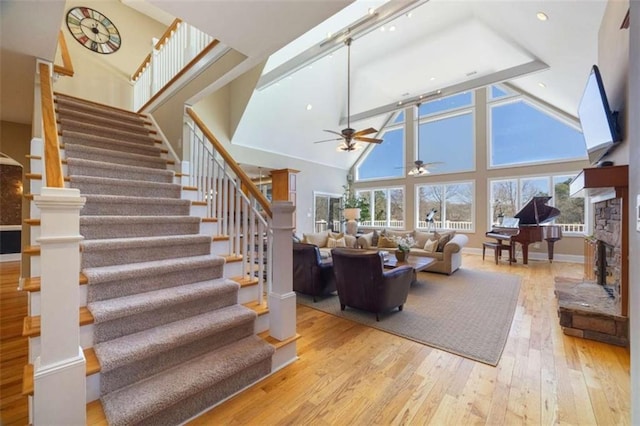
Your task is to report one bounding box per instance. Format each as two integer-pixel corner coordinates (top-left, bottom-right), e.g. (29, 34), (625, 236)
(486, 196), (563, 264)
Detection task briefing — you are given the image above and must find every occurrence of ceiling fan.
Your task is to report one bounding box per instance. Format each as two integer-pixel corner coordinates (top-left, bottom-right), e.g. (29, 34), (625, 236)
(407, 160), (442, 176)
(314, 37), (383, 152)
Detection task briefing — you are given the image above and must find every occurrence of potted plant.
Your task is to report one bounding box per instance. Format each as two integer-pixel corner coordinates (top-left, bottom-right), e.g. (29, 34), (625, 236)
(393, 235), (415, 262)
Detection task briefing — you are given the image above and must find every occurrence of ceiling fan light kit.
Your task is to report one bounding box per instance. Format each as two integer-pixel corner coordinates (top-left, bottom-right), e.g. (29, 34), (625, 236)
(313, 37), (383, 151)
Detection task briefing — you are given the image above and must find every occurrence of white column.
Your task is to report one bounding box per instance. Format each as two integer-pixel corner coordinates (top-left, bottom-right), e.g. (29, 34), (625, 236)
(268, 201), (296, 341)
(33, 187), (86, 425)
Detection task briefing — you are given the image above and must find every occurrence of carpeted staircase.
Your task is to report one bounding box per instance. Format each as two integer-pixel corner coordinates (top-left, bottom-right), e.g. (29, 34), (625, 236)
(54, 94), (274, 425)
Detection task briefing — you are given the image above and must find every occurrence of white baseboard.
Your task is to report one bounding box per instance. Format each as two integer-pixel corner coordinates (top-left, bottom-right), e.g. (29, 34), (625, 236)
(1, 253), (21, 262)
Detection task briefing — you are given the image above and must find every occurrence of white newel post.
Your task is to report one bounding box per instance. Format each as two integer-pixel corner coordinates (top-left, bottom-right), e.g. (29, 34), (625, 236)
(268, 201), (296, 341)
(33, 187), (86, 425)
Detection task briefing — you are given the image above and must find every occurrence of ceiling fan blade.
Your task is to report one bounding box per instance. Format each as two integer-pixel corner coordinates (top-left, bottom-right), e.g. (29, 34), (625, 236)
(323, 129), (345, 137)
(352, 127), (377, 137)
(313, 137), (343, 144)
(354, 136), (383, 144)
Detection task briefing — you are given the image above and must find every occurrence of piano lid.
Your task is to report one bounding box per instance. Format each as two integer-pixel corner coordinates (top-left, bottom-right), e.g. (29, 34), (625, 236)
(514, 196), (560, 225)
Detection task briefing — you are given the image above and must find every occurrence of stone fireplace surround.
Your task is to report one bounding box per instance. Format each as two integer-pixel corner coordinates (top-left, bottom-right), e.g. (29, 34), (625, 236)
(555, 166), (629, 346)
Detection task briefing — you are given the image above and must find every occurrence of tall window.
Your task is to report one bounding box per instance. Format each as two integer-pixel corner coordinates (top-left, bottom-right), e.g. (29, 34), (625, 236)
(356, 187), (404, 228)
(313, 192), (342, 232)
(416, 181), (474, 232)
(356, 125), (404, 181)
(489, 98), (586, 167)
(489, 174), (586, 234)
(417, 93), (475, 174)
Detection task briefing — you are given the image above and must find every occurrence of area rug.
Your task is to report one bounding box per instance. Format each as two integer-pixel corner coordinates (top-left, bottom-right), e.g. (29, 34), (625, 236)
(297, 269), (521, 366)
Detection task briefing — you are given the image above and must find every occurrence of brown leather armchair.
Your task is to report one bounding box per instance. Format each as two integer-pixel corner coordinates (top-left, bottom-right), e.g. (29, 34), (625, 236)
(331, 248), (414, 321)
(293, 242), (336, 302)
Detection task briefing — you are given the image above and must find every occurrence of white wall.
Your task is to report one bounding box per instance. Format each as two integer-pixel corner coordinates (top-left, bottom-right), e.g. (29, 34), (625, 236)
(193, 89), (347, 233)
(627, 2), (639, 423)
(53, 0), (167, 109)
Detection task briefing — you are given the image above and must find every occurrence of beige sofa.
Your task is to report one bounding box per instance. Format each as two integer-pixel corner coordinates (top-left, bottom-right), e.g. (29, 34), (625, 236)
(300, 230), (358, 259)
(357, 229), (469, 275)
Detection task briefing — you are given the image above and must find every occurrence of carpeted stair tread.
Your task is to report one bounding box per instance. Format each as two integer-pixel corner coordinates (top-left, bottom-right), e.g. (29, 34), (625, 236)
(81, 234), (212, 268)
(60, 118), (157, 145)
(55, 95), (146, 124)
(101, 335), (275, 426)
(69, 175), (182, 199)
(80, 215), (201, 240)
(89, 278), (239, 324)
(67, 158), (174, 183)
(58, 109), (150, 135)
(83, 254), (224, 286)
(64, 144), (167, 170)
(62, 130), (161, 157)
(94, 302), (251, 371)
(82, 194), (191, 216)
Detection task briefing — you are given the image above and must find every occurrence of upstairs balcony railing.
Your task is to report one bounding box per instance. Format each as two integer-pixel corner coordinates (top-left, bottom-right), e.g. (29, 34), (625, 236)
(131, 19), (216, 111)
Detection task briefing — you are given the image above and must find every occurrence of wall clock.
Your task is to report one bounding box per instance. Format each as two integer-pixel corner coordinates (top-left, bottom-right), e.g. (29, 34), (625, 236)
(66, 7), (121, 54)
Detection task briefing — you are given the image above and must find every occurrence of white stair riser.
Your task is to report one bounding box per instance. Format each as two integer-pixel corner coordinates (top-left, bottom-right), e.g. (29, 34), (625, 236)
(181, 189), (198, 202)
(87, 373), (100, 403)
(254, 313), (269, 334)
(223, 261), (242, 278)
(210, 240), (230, 256)
(271, 341), (298, 373)
(29, 324), (94, 363)
(238, 285), (259, 305)
(199, 221), (216, 236)
(190, 204), (206, 217)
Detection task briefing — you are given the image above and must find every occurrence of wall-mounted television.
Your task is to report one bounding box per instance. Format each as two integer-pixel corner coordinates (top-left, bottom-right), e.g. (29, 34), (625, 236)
(577, 65), (621, 165)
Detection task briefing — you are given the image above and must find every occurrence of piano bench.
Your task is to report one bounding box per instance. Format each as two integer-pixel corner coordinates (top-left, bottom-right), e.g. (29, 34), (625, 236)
(482, 241), (501, 265)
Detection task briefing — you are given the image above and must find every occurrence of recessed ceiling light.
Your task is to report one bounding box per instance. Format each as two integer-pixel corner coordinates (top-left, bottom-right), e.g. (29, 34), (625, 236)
(397, 101), (403, 106)
(326, 32), (332, 39)
(406, 12), (412, 18)
(429, 77), (436, 81)
(389, 25), (396, 32)
(368, 8), (375, 15)
(380, 26), (386, 32)
(536, 12), (548, 21)
(538, 82), (547, 88)
(306, 104), (313, 110)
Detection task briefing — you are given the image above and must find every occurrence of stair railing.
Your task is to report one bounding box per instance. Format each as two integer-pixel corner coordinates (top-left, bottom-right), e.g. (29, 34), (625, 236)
(185, 108), (273, 303)
(37, 61), (64, 188)
(131, 19), (217, 111)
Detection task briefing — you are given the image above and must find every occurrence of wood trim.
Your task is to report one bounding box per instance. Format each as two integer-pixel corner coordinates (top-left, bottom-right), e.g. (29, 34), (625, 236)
(53, 31), (74, 77)
(26, 173), (70, 182)
(186, 108), (272, 217)
(243, 301), (268, 316)
(22, 274), (88, 292)
(39, 62), (64, 188)
(137, 39), (220, 112)
(131, 19), (183, 81)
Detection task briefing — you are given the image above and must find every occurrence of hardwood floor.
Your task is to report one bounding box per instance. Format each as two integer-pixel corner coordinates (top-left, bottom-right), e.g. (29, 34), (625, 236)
(1, 256), (630, 425)
(0, 262), (28, 426)
(189, 255), (630, 425)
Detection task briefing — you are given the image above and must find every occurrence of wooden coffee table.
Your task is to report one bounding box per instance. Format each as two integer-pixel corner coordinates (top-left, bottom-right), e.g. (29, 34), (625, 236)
(383, 255), (435, 272)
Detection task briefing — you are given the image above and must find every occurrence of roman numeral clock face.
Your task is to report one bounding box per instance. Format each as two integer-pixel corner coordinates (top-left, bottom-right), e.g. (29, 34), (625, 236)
(66, 7), (121, 54)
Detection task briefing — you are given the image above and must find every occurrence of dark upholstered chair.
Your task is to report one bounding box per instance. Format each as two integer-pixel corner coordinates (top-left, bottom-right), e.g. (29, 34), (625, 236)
(331, 248), (414, 321)
(293, 242), (336, 302)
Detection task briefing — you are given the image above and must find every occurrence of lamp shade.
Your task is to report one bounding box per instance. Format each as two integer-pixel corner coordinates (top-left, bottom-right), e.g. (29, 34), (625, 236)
(343, 208), (361, 221)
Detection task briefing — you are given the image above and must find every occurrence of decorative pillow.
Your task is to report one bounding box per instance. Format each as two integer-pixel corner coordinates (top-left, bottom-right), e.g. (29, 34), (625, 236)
(303, 231), (329, 247)
(327, 237), (346, 248)
(329, 231), (344, 240)
(423, 238), (438, 253)
(377, 235), (398, 249)
(385, 229), (414, 240)
(435, 231), (455, 252)
(414, 230), (436, 248)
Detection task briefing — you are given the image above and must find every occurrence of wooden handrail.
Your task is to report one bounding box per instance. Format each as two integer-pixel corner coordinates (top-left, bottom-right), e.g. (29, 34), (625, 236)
(186, 108), (272, 218)
(131, 18), (182, 81)
(38, 62), (64, 188)
(53, 31), (74, 77)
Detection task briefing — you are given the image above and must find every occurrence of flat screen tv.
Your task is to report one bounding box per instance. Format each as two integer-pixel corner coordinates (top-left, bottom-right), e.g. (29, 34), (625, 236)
(577, 65), (621, 165)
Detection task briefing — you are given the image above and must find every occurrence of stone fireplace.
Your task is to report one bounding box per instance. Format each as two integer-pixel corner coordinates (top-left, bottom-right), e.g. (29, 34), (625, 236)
(557, 165), (629, 346)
